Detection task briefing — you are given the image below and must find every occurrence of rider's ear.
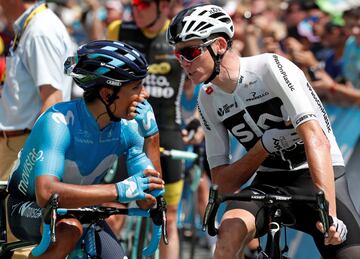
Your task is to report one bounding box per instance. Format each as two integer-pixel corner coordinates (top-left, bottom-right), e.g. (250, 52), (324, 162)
(217, 37), (227, 55)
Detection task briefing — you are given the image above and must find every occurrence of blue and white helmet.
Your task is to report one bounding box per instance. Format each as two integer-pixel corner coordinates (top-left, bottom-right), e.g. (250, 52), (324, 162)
(65, 40), (148, 90)
(167, 4), (234, 45)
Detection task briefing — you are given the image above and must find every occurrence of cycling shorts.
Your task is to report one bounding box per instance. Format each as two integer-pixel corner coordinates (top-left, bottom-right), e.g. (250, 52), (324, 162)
(159, 129), (184, 184)
(225, 166), (360, 259)
(7, 195), (127, 258)
(164, 180), (184, 206)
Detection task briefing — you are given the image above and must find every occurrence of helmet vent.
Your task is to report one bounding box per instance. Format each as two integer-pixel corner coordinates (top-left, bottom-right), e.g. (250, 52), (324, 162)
(200, 23), (213, 31)
(184, 34), (199, 40)
(220, 17), (231, 24)
(194, 21), (207, 31)
(92, 56), (112, 63)
(209, 12), (223, 19)
(198, 10), (207, 16)
(187, 20), (196, 31)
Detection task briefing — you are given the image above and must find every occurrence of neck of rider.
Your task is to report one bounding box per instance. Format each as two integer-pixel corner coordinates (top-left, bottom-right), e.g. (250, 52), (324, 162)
(87, 89), (114, 129)
(211, 40), (240, 94)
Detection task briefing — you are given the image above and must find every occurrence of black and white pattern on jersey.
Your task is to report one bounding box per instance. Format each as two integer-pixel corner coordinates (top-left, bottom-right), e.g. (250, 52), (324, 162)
(221, 97), (307, 170)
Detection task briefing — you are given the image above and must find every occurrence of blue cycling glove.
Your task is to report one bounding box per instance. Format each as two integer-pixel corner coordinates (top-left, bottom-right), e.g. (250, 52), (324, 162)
(134, 100), (159, 138)
(116, 173), (150, 203)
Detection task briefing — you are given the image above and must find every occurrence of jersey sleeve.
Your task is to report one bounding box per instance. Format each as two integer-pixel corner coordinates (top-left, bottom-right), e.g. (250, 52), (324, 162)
(31, 109), (71, 180)
(198, 91), (231, 169)
(107, 20), (122, 40)
(265, 54), (318, 128)
(121, 120), (154, 176)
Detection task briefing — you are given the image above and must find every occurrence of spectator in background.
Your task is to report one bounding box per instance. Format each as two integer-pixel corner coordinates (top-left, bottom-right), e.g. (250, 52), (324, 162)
(104, 0), (123, 26)
(342, 7), (360, 89)
(309, 7), (360, 105)
(0, 2), (73, 256)
(0, 34), (5, 86)
(0, 0), (73, 182)
(107, 1), (186, 258)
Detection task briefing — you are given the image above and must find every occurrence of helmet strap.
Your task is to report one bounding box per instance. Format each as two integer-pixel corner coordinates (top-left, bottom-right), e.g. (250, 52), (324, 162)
(98, 88), (122, 122)
(204, 45), (223, 84)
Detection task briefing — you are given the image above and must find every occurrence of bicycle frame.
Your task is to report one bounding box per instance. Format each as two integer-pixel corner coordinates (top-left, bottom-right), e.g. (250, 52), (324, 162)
(203, 185), (332, 259)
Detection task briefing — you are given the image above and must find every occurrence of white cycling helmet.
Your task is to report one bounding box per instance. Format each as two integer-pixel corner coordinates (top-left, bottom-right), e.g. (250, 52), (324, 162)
(167, 4), (234, 45)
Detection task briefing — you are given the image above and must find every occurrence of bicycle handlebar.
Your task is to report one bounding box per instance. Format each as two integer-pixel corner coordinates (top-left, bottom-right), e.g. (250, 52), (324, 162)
(160, 147), (198, 161)
(202, 185), (332, 237)
(32, 194), (168, 257)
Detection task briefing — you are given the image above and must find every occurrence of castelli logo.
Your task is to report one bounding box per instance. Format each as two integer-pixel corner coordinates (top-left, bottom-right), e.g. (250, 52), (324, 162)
(205, 86), (213, 95)
(106, 80), (121, 86)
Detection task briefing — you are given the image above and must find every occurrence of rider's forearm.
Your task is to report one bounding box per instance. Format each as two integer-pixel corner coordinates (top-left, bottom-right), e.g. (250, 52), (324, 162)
(298, 121), (337, 216)
(36, 175), (118, 208)
(211, 141), (268, 194)
(144, 133), (163, 178)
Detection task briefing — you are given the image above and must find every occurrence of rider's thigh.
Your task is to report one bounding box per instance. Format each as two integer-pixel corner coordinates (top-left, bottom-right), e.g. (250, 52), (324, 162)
(96, 221), (127, 259)
(56, 218), (83, 240)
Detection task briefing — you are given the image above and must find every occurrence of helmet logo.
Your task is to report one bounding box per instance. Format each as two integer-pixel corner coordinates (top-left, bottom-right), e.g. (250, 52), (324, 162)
(106, 79), (122, 86)
(209, 7), (222, 14)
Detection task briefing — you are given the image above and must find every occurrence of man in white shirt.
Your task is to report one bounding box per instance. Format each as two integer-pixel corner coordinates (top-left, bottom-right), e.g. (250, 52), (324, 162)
(0, 0), (73, 181)
(0, 1), (73, 258)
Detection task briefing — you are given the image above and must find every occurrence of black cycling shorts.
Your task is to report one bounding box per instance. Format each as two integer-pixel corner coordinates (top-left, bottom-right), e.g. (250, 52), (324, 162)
(225, 167), (360, 259)
(7, 195), (127, 258)
(159, 129), (184, 184)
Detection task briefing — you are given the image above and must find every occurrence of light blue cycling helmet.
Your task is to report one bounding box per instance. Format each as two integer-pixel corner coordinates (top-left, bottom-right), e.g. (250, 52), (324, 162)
(65, 40), (148, 91)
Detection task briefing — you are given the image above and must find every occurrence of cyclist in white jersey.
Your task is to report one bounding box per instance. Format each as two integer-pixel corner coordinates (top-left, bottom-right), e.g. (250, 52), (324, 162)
(167, 4), (360, 259)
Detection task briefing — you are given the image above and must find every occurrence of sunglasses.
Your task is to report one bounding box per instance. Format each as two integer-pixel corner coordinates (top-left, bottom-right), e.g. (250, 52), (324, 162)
(174, 38), (218, 63)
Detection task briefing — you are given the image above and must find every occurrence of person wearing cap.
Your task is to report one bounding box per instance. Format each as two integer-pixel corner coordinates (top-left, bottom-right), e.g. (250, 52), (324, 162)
(6, 40), (164, 259)
(167, 4), (360, 259)
(107, 1), (186, 258)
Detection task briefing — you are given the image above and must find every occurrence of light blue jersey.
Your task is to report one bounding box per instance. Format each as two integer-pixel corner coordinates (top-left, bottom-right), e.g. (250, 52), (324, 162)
(180, 84), (201, 126)
(8, 99), (150, 199)
(343, 36), (360, 88)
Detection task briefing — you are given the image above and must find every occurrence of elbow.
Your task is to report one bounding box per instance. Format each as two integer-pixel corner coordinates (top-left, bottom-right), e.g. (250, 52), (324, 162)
(36, 190), (52, 208)
(306, 133), (331, 154)
(35, 176), (59, 208)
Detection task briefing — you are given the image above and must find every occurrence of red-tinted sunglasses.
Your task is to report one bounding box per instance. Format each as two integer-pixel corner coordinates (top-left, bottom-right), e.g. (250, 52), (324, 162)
(132, 0), (152, 10)
(174, 38), (217, 63)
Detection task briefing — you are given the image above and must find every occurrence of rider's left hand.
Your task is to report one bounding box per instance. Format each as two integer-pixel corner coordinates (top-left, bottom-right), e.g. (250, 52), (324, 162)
(316, 216), (347, 245)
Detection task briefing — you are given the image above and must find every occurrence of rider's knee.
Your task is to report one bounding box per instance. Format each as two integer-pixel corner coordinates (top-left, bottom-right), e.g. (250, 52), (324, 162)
(56, 218), (83, 241)
(166, 204), (178, 225)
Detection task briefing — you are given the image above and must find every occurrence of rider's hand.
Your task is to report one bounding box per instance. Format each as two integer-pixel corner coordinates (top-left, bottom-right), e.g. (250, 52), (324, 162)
(316, 216), (348, 245)
(116, 169), (164, 203)
(182, 118), (204, 145)
(261, 128), (300, 153)
(136, 199), (156, 210)
(134, 100), (159, 138)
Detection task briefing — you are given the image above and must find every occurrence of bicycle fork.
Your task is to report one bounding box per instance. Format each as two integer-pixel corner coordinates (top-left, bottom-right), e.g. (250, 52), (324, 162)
(264, 209), (282, 259)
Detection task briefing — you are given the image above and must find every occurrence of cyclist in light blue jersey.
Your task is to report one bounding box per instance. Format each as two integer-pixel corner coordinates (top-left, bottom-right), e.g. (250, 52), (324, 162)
(6, 40), (164, 259)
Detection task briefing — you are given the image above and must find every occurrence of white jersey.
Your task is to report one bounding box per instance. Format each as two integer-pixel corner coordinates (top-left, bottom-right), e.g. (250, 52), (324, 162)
(198, 53), (344, 171)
